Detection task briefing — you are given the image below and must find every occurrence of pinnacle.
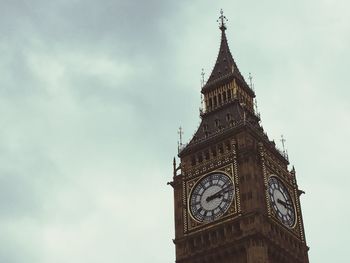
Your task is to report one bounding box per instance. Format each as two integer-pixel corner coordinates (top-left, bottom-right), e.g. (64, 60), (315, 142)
(204, 26), (247, 88)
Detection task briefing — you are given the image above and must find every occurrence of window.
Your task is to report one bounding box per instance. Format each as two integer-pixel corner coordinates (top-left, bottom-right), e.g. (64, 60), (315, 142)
(228, 89), (232, 100)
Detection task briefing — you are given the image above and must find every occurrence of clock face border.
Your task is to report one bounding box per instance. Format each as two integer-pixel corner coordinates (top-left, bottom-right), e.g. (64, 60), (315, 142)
(184, 164), (240, 233)
(267, 174), (297, 229)
(188, 172), (235, 223)
(260, 147), (306, 241)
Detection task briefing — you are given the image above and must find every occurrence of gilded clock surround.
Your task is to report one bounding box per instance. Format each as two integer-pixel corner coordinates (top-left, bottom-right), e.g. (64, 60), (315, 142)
(260, 144), (306, 241)
(185, 164), (240, 233)
(267, 175), (297, 228)
(188, 172), (235, 223)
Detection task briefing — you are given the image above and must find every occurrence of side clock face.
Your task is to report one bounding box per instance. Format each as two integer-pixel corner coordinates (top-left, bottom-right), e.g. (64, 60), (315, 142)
(268, 176), (296, 228)
(189, 172), (234, 223)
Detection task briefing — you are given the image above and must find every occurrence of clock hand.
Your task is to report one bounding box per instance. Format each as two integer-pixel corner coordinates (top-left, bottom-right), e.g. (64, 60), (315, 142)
(206, 192), (222, 202)
(206, 184), (233, 202)
(277, 199), (293, 208)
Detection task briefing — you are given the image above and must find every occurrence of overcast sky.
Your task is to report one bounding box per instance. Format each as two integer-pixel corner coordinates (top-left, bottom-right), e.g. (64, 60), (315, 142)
(0, 0), (349, 262)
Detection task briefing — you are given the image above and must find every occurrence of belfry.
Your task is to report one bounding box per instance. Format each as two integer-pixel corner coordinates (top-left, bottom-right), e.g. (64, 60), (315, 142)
(170, 10), (309, 263)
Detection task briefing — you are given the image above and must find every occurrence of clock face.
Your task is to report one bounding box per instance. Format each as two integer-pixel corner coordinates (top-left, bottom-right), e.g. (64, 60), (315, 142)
(268, 176), (296, 228)
(189, 172), (234, 223)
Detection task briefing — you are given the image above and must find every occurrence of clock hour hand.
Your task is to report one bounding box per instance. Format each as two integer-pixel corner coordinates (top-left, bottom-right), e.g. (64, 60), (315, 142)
(277, 199), (293, 208)
(206, 184), (233, 202)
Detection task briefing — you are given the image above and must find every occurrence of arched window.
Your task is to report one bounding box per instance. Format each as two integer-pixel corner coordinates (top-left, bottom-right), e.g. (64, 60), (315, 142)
(223, 91), (227, 101)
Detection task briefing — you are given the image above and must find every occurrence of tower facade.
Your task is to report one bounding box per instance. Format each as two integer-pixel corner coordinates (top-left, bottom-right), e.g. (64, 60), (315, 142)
(170, 11), (309, 263)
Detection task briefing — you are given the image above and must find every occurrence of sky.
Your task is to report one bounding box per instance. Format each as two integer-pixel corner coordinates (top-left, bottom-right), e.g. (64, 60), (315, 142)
(0, 0), (349, 262)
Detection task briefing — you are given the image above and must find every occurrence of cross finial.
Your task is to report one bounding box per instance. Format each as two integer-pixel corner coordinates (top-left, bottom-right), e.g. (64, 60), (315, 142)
(217, 9), (228, 31)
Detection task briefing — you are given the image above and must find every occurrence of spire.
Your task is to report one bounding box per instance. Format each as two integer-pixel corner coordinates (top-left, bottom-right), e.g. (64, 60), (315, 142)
(203, 10), (249, 90)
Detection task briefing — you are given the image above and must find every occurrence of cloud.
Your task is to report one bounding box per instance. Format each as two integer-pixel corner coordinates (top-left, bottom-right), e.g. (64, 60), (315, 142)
(0, 0), (349, 262)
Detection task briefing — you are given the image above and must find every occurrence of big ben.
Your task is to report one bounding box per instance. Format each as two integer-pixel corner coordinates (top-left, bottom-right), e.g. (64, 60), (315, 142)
(169, 10), (309, 263)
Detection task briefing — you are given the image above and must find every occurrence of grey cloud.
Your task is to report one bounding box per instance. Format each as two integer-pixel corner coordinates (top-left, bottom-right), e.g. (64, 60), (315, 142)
(0, 0), (349, 262)
(1, 0), (182, 56)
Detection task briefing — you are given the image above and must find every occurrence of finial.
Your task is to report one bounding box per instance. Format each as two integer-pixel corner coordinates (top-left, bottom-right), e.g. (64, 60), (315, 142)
(178, 127), (183, 145)
(254, 98), (260, 117)
(280, 135), (286, 153)
(173, 157), (176, 176)
(248, 72), (255, 91)
(200, 69), (205, 113)
(291, 165), (296, 173)
(177, 126), (184, 153)
(280, 135), (289, 160)
(201, 68), (205, 87)
(217, 9), (228, 31)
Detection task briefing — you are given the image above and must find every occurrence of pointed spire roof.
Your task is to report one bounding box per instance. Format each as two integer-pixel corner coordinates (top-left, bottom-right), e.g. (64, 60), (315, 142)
(203, 10), (251, 93)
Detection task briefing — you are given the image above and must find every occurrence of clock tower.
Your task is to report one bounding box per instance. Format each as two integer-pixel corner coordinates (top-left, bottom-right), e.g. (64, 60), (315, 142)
(170, 11), (309, 263)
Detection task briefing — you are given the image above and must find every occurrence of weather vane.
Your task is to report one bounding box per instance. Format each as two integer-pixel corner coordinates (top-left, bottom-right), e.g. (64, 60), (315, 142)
(217, 9), (228, 30)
